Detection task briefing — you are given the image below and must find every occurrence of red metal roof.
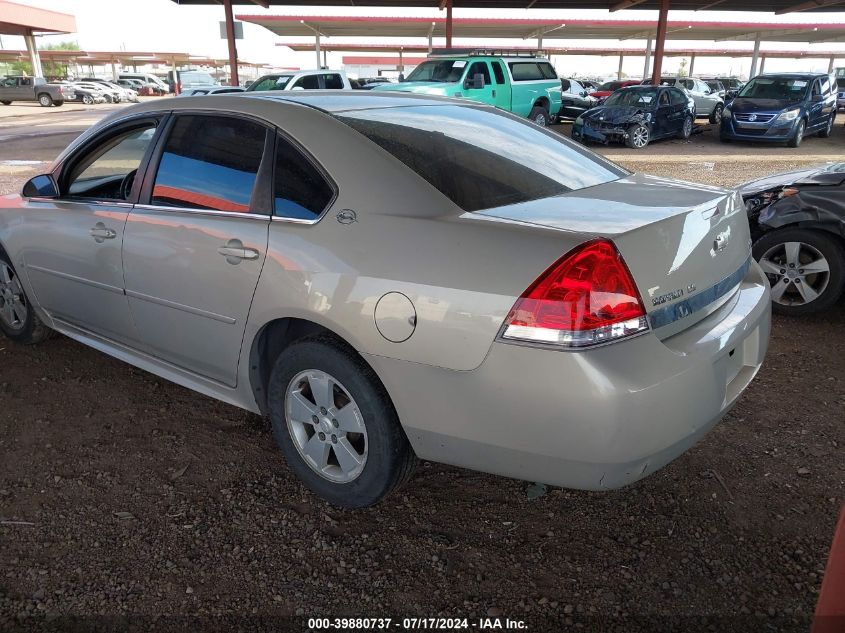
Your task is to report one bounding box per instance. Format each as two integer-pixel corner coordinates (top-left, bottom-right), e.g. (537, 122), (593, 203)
(239, 14), (845, 44)
(0, 0), (76, 36)
(331, 46), (845, 61)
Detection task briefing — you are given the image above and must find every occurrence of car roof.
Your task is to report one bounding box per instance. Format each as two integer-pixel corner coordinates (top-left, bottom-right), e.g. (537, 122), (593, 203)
(756, 72), (828, 78)
(243, 90), (468, 113)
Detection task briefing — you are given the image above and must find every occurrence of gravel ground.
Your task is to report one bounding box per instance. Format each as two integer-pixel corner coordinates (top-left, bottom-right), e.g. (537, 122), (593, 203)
(1, 157), (843, 633)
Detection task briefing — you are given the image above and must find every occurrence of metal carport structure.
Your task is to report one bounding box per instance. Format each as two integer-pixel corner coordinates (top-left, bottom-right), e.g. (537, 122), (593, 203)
(0, 0), (77, 77)
(171, 0), (845, 87)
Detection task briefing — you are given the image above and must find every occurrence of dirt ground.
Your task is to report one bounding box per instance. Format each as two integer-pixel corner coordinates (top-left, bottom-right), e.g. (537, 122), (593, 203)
(0, 125), (844, 633)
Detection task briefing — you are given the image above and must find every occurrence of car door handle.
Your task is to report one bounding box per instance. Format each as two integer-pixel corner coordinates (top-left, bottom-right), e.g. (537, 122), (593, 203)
(90, 222), (116, 242)
(492, 89), (496, 98)
(217, 239), (259, 264)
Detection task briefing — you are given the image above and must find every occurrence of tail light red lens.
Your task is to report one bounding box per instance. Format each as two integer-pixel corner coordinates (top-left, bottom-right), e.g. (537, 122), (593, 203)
(500, 239), (649, 348)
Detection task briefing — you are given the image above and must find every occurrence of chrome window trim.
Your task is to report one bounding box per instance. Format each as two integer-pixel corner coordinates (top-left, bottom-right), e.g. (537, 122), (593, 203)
(132, 203), (272, 221)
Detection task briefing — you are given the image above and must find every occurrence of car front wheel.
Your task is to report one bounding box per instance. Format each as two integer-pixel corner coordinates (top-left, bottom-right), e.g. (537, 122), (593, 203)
(753, 228), (845, 316)
(267, 336), (417, 508)
(709, 103), (723, 124)
(788, 119), (805, 148)
(626, 123), (650, 149)
(0, 252), (52, 344)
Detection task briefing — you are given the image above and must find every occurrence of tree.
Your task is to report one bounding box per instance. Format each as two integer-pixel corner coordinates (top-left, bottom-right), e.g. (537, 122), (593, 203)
(8, 41), (80, 78)
(678, 58), (689, 77)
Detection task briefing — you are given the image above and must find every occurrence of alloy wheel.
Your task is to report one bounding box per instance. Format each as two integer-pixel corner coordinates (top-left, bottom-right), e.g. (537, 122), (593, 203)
(534, 112), (547, 126)
(285, 369), (368, 483)
(0, 261), (28, 331)
(631, 125), (649, 148)
(759, 241), (830, 307)
(38, 94), (51, 107)
(712, 105), (722, 123)
(683, 117), (693, 138)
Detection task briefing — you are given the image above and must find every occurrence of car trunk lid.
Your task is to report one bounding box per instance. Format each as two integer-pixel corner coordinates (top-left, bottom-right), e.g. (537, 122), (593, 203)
(475, 173), (751, 337)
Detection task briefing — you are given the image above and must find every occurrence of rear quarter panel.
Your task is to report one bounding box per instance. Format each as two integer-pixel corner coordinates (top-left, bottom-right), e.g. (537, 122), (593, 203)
(511, 81), (562, 117)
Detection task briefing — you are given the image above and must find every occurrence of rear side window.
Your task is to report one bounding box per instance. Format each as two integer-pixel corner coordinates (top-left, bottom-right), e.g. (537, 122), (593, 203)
(669, 88), (687, 105)
(337, 105), (626, 212)
(492, 61), (506, 85)
(273, 134), (334, 221)
(538, 62), (557, 79)
(509, 62), (544, 81)
(151, 115), (267, 213)
(560, 79), (570, 92)
(293, 75), (319, 90)
(323, 74), (344, 89)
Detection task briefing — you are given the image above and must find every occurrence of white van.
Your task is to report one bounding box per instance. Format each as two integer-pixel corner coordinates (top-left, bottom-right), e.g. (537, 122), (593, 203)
(119, 73), (170, 93)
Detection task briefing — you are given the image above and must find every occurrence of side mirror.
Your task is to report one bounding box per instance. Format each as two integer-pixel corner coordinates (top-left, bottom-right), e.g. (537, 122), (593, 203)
(22, 174), (58, 199)
(465, 73), (485, 90)
(812, 93), (824, 102)
(580, 90), (587, 97)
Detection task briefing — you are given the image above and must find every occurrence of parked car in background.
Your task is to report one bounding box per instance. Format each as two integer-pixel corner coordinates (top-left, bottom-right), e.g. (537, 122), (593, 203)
(580, 80), (600, 93)
(353, 77), (392, 89)
(642, 76), (724, 123)
(836, 76), (845, 111)
(572, 85), (695, 149)
(79, 78), (132, 103)
(69, 82), (107, 105)
(739, 162), (845, 315)
(179, 86), (245, 96)
(119, 73), (170, 94)
(247, 69), (352, 93)
(557, 77), (597, 120)
(166, 70), (218, 94)
(374, 52), (562, 126)
(591, 79), (641, 103)
(716, 77), (745, 99)
(0, 76), (73, 107)
(1, 92), (770, 508)
(700, 78), (727, 101)
(720, 73), (837, 147)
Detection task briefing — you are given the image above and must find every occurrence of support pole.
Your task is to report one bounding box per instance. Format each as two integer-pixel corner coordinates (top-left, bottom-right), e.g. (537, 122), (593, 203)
(829, 56), (835, 73)
(759, 56), (766, 75)
(537, 35), (543, 53)
(111, 60), (118, 81)
(650, 0), (669, 86)
(223, 0), (239, 86)
(24, 32), (43, 77)
(445, 0), (453, 49)
(399, 49), (404, 72)
(643, 36), (653, 80)
(749, 34), (761, 80)
(315, 32), (321, 68)
(688, 53), (696, 77)
(427, 22), (435, 54)
(618, 53), (624, 80)
(171, 57), (178, 95)
(323, 49), (327, 68)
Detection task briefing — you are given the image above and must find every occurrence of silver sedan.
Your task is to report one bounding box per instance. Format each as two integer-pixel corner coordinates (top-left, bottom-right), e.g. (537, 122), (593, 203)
(0, 92), (771, 507)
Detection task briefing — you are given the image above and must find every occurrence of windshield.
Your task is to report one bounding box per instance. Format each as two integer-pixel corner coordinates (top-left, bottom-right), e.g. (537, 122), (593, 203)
(405, 60), (467, 83)
(738, 77), (809, 101)
(337, 105), (626, 212)
(597, 81), (622, 91)
(248, 74), (293, 91)
(604, 88), (658, 107)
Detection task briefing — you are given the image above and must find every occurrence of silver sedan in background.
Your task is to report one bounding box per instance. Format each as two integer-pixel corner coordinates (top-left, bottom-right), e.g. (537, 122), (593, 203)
(0, 93), (770, 507)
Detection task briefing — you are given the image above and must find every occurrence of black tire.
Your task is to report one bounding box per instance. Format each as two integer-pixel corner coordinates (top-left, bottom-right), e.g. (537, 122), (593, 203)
(709, 103), (724, 125)
(678, 115), (693, 139)
(0, 101), (10, 106)
(787, 119), (805, 148)
(267, 336), (417, 508)
(625, 123), (650, 149)
(719, 135), (732, 143)
(54, 100), (64, 107)
(818, 113), (835, 138)
(528, 105), (550, 127)
(82, 95), (94, 105)
(37, 93), (53, 107)
(0, 250), (52, 345)
(753, 228), (845, 316)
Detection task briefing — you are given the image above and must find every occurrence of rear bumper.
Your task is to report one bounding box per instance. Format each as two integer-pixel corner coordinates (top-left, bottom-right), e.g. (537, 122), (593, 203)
(367, 260), (771, 490)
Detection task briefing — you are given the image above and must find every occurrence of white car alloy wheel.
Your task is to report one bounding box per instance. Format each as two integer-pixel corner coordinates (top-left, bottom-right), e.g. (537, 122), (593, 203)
(285, 369), (368, 483)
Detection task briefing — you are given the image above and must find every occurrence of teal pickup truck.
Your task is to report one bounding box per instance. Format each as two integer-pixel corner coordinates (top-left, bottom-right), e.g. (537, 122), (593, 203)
(374, 53), (562, 126)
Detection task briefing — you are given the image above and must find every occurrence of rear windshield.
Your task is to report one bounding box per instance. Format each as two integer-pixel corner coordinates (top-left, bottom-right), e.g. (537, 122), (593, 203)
(336, 105), (626, 212)
(598, 81), (622, 91)
(739, 77), (809, 100)
(248, 75), (293, 91)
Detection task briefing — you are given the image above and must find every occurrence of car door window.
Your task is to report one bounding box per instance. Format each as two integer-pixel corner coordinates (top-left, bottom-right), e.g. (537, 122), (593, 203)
(669, 88), (687, 105)
(492, 61), (506, 85)
(684, 79), (695, 91)
(811, 80), (821, 97)
(323, 74), (344, 89)
(64, 122), (158, 201)
(273, 134), (334, 221)
(560, 79), (570, 92)
(150, 115), (267, 213)
(466, 62), (491, 85)
(570, 80), (583, 94)
(292, 74), (319, 90)
(820, 76), (831, 95)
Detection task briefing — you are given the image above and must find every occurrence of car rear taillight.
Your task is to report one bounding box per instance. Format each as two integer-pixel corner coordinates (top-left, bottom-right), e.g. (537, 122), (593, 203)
(500, 239), (649, 349)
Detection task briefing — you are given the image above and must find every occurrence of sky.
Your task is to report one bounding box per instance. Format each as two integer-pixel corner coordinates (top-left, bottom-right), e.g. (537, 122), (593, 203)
(4, 1), (845, 79)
